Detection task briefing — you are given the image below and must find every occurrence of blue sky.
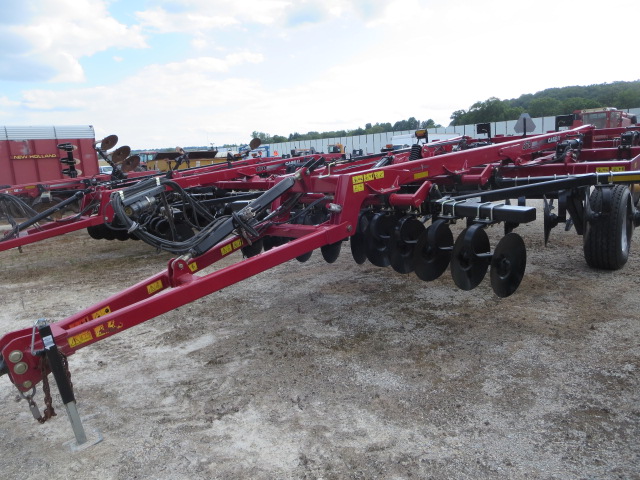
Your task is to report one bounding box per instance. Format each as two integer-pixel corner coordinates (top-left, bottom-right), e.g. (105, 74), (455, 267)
(1, 0), (638, 149)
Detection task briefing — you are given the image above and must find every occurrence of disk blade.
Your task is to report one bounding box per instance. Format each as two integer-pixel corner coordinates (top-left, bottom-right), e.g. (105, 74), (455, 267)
(321, 241), (342, 263)
(350, 211), (371, 264)
(414, 219), (453, 281)
(242, 238), (263, 258)
(111, 146), (131, 165)
(296, 251), (313, 263)
(389, 216), (425, 274)
(98, 135), (118, 151)
(122, 155), (141, 172)
(364, 212), (395, 267)
(450, 224), (490, 290)
(490, 232), (526, 298)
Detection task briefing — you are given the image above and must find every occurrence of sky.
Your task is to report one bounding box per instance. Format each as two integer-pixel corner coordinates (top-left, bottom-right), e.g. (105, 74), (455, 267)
(1, 0), (639, 150)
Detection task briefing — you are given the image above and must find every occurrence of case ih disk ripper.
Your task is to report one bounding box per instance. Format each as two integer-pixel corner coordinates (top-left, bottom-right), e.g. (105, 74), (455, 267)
(1, 123), (640, 447)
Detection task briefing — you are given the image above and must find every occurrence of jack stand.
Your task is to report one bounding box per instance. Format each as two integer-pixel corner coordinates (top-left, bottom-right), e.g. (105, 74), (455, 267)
(39, 324), (103, 451)
(61, 403), (103, 452)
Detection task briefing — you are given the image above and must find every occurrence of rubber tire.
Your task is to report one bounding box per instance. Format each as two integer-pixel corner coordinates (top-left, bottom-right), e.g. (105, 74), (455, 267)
(583, 185), (633, 270)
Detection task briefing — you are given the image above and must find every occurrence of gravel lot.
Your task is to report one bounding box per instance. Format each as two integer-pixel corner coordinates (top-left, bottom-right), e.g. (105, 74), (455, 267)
(0, 206), (639, 479)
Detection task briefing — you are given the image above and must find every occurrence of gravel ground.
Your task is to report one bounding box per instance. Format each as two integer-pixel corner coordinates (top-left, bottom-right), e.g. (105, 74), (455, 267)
(0, 206), (639, 479)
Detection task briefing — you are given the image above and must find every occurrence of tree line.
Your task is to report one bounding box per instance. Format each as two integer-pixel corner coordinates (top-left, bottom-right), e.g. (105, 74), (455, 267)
(251, 118), (441, 144)
(251, 80), (640, 142)
(450, 80), (640, 125)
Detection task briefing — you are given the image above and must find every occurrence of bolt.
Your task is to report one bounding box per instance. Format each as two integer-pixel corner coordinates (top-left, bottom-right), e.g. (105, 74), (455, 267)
(8, 350), (23, 363)
(13, 362), (28, 375)
(22, 381), (32, 389)
(347, 225), (353, 232)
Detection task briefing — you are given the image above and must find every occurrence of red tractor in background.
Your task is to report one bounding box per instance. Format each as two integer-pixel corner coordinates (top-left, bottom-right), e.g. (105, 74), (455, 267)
(556, 107), (637, 130)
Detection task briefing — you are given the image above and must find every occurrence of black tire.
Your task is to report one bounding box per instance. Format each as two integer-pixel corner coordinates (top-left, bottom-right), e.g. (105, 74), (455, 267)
(583, 185), (633, 270)
(630, 184), (640, 206)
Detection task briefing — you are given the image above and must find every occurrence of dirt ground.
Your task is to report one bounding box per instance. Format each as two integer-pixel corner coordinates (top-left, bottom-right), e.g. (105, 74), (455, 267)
(0, 205), (638, 480)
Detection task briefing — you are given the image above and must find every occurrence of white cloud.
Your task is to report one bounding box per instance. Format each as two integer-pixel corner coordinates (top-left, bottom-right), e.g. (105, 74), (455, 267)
(133, 0), (395, 35)
(1, 0), (638, 149)
(5, 53), (271, 147)
(135, 1), (290, 32)
(0, 96), (20, 108)
(0, 0), (147, 82)
(151, 52), (264, 76)
(135, 6), (239, 33)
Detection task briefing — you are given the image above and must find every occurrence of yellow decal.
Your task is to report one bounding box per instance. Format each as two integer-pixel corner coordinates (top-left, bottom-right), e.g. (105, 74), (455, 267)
(221, 239), (244, 256)
(68, 331), (93, 348)
(352, 170), (383, 193)
(94, 320), (123, 338)
(596, 166), (625, 173)
(68, 306), (111, 329)
(92, 306), (111, 318)
(414, 171), (430, 180)
(189, 262), (198, 272)
(147, 280), (163, 295)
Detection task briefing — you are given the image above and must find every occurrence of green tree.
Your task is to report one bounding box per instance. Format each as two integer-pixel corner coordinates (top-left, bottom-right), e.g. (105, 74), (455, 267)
(250, 131), (269, 142)
(450, 110), (467, 126)
(614, 89), (640, 109)
(421, 119), (441, 128)
(560, 97), (601, 113)
(255, 80), (640, 144)
(451, 97), (518, 125)
(528, 98), (562, 117)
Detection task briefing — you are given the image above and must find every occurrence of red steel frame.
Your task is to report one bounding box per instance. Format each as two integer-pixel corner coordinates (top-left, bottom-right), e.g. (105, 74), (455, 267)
(6, 124), (640, 392)
(2, 123), (640, 431)
(0, 153), (347, 252)
(3, 123), (640, 447)
(8, 124), (630, 253)
(2, 131), (488, 253)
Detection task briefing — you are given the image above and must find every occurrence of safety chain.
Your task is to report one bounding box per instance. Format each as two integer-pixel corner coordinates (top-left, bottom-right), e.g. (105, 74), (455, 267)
(24, 353), (73, 424)
(35, 357), (56, 424)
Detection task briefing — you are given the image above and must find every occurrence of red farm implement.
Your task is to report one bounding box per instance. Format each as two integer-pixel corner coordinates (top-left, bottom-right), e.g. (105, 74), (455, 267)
(0, 136), (347, 252)
(0, 134), (153, 244)
(0, 125), (99, 187)
(2, 123), (640, 448)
